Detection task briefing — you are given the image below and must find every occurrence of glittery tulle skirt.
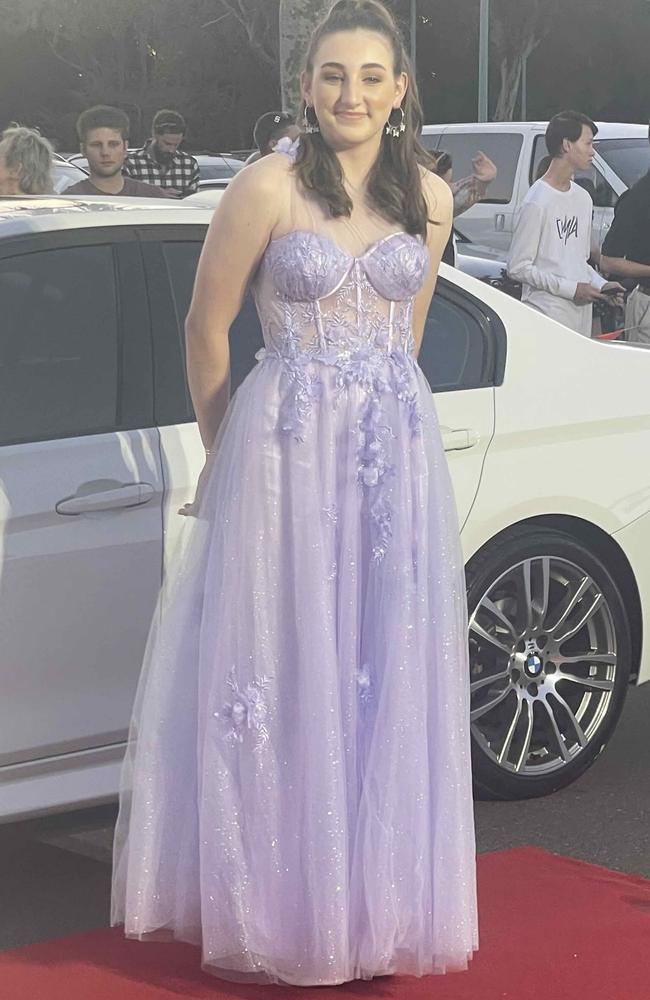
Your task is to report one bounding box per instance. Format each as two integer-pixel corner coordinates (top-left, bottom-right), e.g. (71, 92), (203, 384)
(110, 351), (478, 986)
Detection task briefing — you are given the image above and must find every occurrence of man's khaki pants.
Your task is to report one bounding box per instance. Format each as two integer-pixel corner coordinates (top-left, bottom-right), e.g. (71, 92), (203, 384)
(625, 287), (650, 344)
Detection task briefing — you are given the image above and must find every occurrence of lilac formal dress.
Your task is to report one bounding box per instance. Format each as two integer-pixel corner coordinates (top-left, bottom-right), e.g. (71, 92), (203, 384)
(111, 156), (478, 985)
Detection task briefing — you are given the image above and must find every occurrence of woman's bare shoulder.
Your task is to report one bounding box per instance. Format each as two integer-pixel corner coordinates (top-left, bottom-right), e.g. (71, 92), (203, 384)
(211, 151), (294, 234)
(227, 151), (294, 198)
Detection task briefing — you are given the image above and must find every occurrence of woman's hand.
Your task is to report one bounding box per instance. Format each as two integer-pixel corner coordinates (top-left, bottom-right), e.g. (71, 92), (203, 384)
(178, 454), (213, 517)
(472, 150), (497, 184)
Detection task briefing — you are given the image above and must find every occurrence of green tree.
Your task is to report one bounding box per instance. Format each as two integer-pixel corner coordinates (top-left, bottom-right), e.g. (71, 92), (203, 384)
(491, 0), (562, 120)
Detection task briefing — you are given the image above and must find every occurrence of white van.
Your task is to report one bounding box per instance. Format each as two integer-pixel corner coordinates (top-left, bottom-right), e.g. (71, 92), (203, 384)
(421, 122), (650, 253)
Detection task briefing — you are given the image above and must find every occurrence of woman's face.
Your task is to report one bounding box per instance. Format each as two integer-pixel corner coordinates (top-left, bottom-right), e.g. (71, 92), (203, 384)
(302, 29), (407, 152)
(0, 153), (22, 195)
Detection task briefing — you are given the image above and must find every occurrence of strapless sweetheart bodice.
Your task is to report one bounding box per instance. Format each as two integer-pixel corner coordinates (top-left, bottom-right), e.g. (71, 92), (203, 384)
(262, 229), (428, 304)
(252, 228), (429, 361)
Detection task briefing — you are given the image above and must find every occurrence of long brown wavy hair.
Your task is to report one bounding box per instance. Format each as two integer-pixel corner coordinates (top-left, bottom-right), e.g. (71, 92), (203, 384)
(295, 0), (437, 238)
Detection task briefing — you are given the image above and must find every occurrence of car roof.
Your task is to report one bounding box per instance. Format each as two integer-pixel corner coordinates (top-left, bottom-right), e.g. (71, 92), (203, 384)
(422, 121), (648, 140)
(0, 195), (214, 237)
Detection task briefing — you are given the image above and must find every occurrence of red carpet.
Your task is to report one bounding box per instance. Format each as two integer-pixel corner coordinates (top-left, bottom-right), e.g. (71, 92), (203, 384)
(2, 848), (650, 1000)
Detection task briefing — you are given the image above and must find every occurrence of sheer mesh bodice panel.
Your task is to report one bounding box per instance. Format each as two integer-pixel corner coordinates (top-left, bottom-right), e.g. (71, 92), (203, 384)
(251, 168), (430, 361)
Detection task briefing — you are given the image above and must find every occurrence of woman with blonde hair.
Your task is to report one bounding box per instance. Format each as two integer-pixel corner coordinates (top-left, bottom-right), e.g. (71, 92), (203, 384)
(0, 126), (54, 195)
(112, 0), (478, 985)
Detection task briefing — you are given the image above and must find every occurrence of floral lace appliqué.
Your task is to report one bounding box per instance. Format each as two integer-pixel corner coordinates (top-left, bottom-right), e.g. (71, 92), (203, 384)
(356, 663), (373, 704)
(220, 667), (272, 751)
(278, 353), (322, 441)
(357, 397), (396, 562)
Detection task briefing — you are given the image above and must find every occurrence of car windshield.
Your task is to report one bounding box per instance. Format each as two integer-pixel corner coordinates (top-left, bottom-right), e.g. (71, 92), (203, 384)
(198, 163), (233, 180)
(52, 162), (88, 193)
(594, 138), (650, 188)
(196, 158), (245, 180)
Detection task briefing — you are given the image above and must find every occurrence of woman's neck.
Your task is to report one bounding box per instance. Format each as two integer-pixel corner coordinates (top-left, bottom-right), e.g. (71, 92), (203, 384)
(334, 135), (382, 193)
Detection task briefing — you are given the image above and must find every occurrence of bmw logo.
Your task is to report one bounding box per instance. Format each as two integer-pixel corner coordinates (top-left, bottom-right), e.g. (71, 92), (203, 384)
(525, 653), (543, 676)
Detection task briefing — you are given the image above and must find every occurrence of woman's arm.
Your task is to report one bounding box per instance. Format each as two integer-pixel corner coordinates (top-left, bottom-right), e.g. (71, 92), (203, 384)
(185, 156), (289, 449)
(411, 171), (453, 356)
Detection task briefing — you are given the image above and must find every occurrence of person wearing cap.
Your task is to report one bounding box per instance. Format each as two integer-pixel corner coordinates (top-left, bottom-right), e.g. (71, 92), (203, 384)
(124, 109), (200, 197)
(245, 111), (301, 164)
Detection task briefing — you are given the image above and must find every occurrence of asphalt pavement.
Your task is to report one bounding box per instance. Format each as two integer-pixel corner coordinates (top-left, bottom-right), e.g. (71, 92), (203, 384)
(1, 683), (649, 953)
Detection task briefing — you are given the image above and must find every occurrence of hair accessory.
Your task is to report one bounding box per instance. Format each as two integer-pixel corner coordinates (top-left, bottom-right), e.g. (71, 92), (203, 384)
(303, 106), (321, 135)
(385, 106), (406, 139)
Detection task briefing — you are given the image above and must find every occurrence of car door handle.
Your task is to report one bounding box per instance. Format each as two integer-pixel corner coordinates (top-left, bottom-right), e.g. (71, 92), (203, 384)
(56, 483), (155, 515)
(495, 213), (506, 231)
(441, 427), (479, 452)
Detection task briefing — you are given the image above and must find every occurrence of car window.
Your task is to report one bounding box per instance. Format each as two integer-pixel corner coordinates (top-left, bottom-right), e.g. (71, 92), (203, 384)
(419, 282), (504, 391)
(576, 169), (618, 209)
(435, 132), (523, 204)
(52, 162), (88, 193)
(198, 164), (236, 180)
(530, 135), (551, 185)
(530, 135), (618, 208)
(151, 239), (263, 425)
(0, 245), (119, 445)
(419, 131), (444, 154)
(595, 138), (650, 189)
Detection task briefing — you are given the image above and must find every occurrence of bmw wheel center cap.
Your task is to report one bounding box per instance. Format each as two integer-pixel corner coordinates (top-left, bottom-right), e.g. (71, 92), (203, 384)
(525, 652), (544, 677)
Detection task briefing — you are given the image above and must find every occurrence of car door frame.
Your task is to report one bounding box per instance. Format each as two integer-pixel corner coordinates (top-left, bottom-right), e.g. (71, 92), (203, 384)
(0, 224), (160, 770)
(137, 224), (211, 565)
(418, 272), (506, 531)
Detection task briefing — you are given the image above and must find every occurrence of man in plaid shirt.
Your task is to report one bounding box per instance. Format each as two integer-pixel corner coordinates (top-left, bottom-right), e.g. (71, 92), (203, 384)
(124, 109), (200, 197)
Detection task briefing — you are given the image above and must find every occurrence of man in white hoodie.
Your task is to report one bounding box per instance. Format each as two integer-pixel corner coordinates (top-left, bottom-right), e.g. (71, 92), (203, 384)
(508, 111), (624, 336)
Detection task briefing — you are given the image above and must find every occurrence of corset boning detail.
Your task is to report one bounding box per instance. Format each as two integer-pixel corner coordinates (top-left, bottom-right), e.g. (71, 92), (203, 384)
(264, 230), (428, 304)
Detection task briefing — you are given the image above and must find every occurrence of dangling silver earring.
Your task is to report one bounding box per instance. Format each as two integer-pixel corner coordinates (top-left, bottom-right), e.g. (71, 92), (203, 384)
(303, 105), (320, 134)
(385, 106), (406, 139)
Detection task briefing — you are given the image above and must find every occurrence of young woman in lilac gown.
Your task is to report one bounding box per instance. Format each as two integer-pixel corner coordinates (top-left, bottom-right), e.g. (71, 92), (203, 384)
(111, 0), (478, 985)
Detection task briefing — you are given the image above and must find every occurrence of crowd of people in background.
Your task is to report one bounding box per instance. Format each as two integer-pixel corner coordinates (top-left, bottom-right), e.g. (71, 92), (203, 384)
(0, 102), (494, 211)
(0, 101), (648, 343)
(0, 106), (202, 199)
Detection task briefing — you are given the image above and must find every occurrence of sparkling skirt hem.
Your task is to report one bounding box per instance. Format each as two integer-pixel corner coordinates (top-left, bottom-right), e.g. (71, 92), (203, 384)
(113, 921), (478, 987)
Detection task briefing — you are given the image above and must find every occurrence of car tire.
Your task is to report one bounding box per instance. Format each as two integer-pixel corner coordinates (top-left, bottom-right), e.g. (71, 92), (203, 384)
(466, 525), (631, 800)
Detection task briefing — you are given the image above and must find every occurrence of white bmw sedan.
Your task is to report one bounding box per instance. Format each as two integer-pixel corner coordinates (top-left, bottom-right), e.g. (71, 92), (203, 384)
(1, 196), (648, 821)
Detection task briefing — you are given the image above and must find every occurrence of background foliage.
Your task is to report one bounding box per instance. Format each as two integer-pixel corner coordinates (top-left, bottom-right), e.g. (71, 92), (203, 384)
(0, 0), (648, 153)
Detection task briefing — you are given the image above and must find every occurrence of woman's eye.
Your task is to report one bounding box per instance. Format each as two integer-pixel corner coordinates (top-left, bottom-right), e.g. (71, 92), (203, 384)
(325, 74), (343, 82)
(364, 77), (381, 84)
